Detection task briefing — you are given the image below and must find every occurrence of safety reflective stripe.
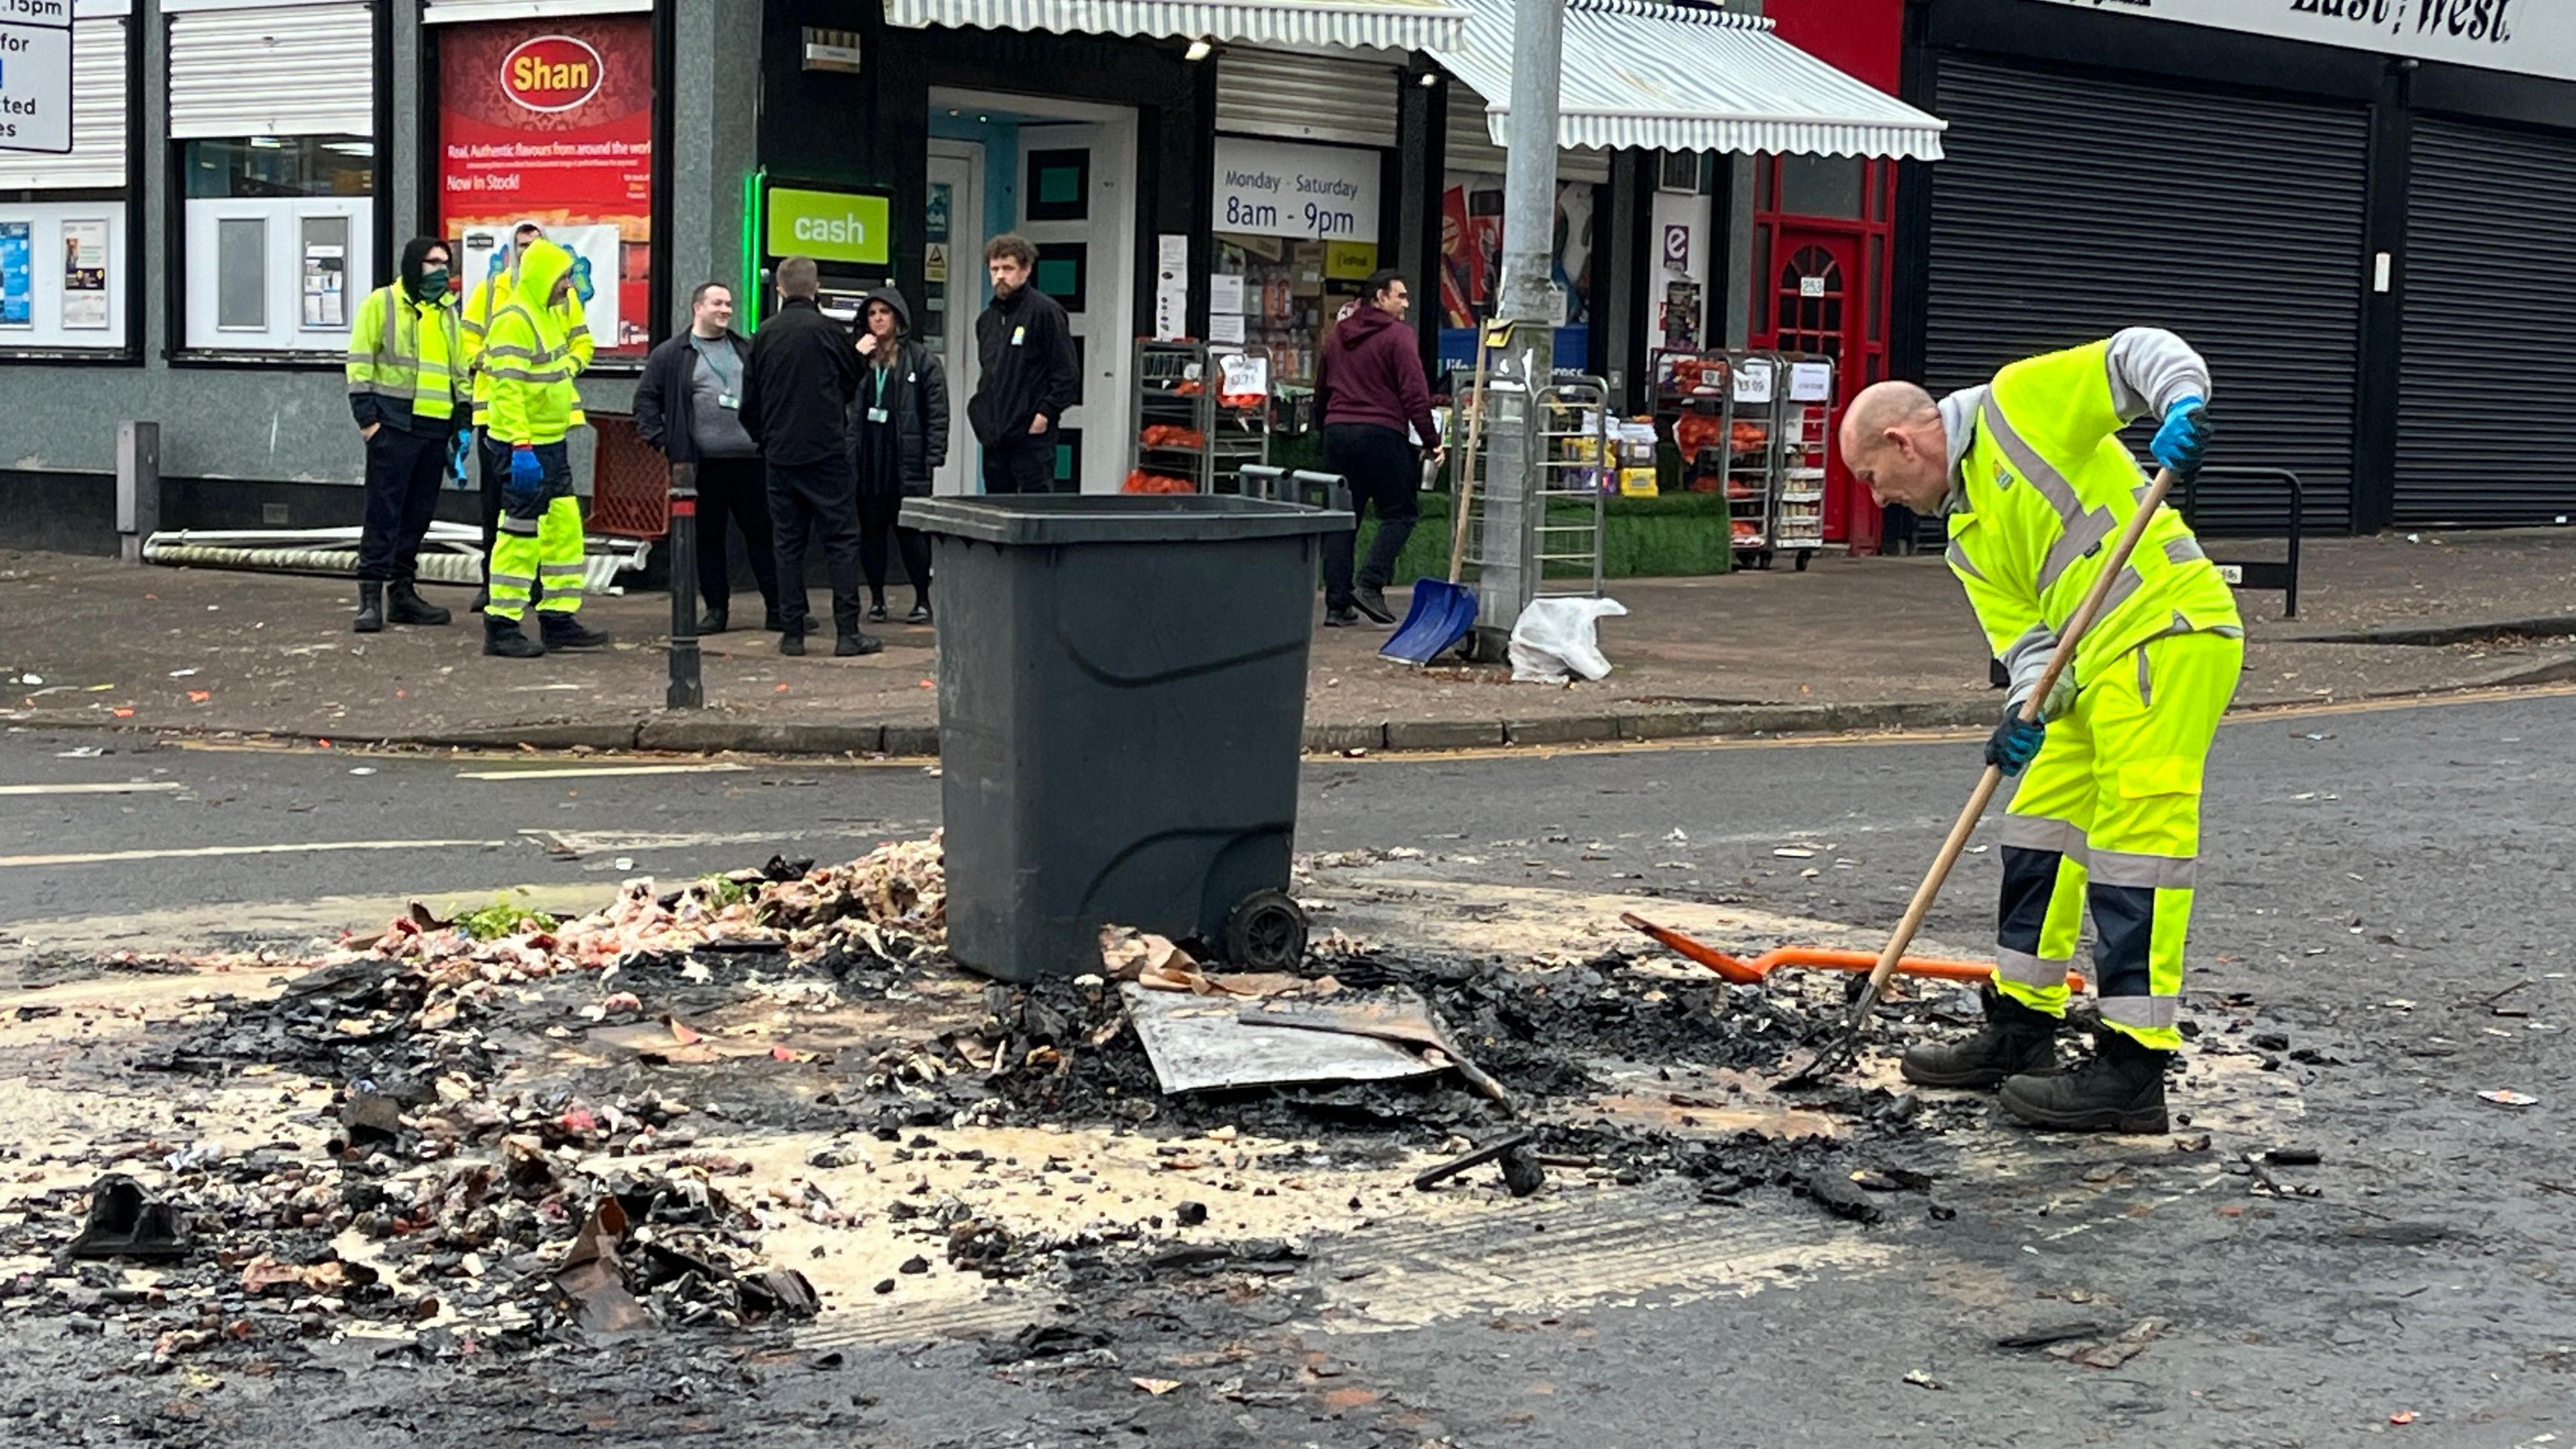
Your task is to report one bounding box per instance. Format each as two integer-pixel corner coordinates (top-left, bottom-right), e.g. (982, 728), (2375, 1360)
(538, 563), (587, 579)
(2164, 537), (2206, 566)
(2098, 564), (2146, 621)
(1994, 947), (2071, 989)
(2000, 813), (2090, 863)
(498, 517), (541, 537)
(2089, 849), (2195, 890)
(2038, 504), (2117, 592)
(2137, 646), (2153, 707)
(566, 323), (591, 341)
(1945, 539), (1985, 582)
(1979, 400), (2088, 526)
(488, 572), (537, 590)
(2098, 996), (2180, 1030)
(484, 365), (574, 384)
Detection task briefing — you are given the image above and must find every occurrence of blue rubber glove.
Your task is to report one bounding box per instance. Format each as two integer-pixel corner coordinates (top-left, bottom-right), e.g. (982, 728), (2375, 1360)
(2151, 396), (2211, 481)
(506, 444), (544, 511)
(570, 256), (596, 305)
(447, 428), (473, 488)
(1985, 709), (2047, 777)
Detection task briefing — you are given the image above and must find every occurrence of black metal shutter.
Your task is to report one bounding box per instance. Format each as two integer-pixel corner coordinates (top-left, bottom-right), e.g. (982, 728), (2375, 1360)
(2396, 119), (2576, 527)
(1925, 54), (2368, 535)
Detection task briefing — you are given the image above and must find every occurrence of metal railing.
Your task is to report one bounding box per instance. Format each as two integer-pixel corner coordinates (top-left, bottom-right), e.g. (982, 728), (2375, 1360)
(2182, 466), (2304, 619)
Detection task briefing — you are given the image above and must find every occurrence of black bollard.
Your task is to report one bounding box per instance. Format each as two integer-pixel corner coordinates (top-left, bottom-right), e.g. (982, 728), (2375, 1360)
(665, 462), (704, 709)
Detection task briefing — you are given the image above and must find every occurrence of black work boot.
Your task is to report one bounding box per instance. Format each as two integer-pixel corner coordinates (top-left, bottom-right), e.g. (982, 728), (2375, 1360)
(1352, 584), (1396, 625)
(696, 608), (729, 635)
(483, 614), (543, 659)
(386, 581), (451, 627)
(1999, 1028), (2174, 1135)
(539, 613), (610, 651)
(1900, 983), (2060, 1089)
(353, 582), (384, 635)
(835, 631), (883, 658)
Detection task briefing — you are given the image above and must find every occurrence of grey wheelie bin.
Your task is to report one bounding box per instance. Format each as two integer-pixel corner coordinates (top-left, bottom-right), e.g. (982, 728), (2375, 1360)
(902, 494), (1352, 983)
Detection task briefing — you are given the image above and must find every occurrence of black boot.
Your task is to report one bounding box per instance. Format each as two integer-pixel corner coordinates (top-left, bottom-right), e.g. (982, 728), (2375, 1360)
(1999, 1028), (2174, 1135)
(470, 585), (488, 614)
(539, 612), (610, 651)
(353, 582), (384, 634)
(483, 614), (543, 659)
(836, 631), (883, 657)
(1900, 983), (2060, 1089)
(386, 581), (451, 627)
(696, 608), (729, 635)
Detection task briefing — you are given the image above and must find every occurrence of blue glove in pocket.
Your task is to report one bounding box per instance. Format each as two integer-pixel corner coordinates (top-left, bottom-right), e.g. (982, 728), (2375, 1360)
(2151, 396), (2212, 481)
(505, 445), (545, 511)
(1985, 710), (2047, 777)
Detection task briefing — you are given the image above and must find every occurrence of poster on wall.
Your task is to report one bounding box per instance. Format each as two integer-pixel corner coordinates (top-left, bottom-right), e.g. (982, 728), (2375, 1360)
(301, 242), (347, 329)
(439, 15), (655, 354)
(1438, 176), (1596, 329)
(60, 219), (108, 330)
(0, 223), (30, 329)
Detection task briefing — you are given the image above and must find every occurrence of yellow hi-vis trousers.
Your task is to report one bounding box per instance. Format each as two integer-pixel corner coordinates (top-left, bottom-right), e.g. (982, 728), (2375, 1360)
(1993, 629), (2243, 1051)
(486, 442), (587, 623)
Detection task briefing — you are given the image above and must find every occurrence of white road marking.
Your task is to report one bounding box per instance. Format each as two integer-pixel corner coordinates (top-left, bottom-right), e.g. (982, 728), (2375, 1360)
(0, 782), (186, 796)
(0, 839), (507, 869)
(453, 763), (754, 782)
(517, 825), (914, 854)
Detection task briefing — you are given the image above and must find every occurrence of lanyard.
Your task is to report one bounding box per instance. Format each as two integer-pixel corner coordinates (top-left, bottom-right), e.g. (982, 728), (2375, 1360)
(694, 337), (739, 392)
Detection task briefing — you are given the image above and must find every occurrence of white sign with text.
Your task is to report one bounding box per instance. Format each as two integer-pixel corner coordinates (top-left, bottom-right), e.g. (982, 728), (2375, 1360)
(0, 5), (74, 157)
(2030, 0), (2574, 83)
(1212, 136), (1381, 242)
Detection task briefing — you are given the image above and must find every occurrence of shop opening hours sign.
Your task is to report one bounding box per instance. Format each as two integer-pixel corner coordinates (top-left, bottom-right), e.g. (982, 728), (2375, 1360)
(0, 0), (72, 156)
(1212, 137), (1381, 242)
(440, 15), (653, 353)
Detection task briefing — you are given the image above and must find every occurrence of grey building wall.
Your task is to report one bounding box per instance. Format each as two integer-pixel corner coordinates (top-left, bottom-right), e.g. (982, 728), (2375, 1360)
(0, 0), (756, 527)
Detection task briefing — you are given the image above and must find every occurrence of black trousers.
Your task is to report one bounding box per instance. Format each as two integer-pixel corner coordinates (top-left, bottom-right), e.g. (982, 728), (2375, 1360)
(768, 455), (864, 633)
(859, 489), (932, 604)
(693, 453), (780, 619)
(358, 425), (448, 583)
(981, 435), (1055, 494)
(1319, 423), (1423, 608)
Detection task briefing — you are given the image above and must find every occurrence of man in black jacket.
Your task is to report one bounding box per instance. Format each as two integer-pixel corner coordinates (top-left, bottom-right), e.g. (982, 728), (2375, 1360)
(967, 233), (1078, 494)
(740, 256), (878, 657)
(632, 280), (782, 635)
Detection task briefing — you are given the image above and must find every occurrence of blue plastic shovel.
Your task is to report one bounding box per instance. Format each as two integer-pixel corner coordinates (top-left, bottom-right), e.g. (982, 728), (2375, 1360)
(1382, 326), (1499, 665)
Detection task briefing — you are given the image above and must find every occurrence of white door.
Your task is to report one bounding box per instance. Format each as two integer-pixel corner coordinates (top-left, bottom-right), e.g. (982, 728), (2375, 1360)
(1012, 119), (1136, 494)
(924, 142), (983, 498)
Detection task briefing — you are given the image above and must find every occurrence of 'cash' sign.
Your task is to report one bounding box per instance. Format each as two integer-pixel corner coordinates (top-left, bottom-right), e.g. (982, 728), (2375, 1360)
(2030, 0), (2575, 83)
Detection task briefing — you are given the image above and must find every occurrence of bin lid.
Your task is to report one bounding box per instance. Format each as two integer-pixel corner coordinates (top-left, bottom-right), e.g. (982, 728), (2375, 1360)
(900, 494), (1354, 546)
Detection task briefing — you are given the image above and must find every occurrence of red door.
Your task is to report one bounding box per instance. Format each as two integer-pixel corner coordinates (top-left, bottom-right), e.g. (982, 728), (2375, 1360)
(1764, 228), (1866, 545)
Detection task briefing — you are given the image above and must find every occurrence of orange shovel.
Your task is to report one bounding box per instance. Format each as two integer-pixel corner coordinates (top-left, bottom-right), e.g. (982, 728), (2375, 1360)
(1619, 912), (2086, 992)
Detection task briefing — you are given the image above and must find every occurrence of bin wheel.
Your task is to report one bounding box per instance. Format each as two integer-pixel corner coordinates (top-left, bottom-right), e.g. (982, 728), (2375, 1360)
(1795, 549), (1813, 572)
(1757, 549), (1776, 571)
(1225, 890), (1309, 971)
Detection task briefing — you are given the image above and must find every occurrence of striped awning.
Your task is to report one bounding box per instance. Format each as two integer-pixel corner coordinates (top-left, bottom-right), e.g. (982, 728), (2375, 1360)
(885, 0), (1467, 51)
(1432, 0), (1945, 160)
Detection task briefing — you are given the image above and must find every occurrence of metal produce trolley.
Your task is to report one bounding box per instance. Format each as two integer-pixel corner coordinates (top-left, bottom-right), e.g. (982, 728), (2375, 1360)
(1132, 339), (1271, 494)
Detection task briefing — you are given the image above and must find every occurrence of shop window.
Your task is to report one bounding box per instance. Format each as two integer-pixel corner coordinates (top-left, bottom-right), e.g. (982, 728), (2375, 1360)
(433, 11), (659, 358)
(1034, 244), (1087, 313)
(0, 13), (132, 356)
(1778, 154), (1864, 220)
(1211, 136), (1387, 387)
(1435, 169), (1596, 375)
(180, 136), (374, 352)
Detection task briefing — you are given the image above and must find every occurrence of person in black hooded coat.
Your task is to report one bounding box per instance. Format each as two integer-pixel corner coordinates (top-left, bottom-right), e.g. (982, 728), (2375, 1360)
(846, 286), (948, 623)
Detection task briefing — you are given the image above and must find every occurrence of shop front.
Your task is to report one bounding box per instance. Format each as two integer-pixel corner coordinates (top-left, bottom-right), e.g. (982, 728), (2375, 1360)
(1907, 0), (2576, 537)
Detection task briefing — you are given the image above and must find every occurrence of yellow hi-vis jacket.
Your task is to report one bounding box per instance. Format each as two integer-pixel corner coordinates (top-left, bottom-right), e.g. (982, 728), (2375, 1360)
(1943, 333), (2243, 706)
(461, 248), (592, 427)
(481, 240), (586, 448)
(344, 281), (462, 431)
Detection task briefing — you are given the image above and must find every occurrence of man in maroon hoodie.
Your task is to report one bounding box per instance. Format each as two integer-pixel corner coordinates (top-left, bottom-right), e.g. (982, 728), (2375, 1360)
(1313, 270), (1444, 626)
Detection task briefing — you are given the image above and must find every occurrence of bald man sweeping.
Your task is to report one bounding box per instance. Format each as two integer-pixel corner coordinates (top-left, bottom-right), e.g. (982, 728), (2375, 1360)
(1840, 330), (2239, 1134)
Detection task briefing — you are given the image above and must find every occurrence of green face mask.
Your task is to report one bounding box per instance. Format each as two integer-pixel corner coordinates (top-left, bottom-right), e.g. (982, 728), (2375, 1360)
(417, 267), (451, 299)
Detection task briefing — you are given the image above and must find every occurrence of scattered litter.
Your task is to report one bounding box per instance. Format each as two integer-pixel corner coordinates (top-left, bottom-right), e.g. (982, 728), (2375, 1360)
(1507, 596), (1628, 683)
(1772, 847), (1816, 859)
(2041, 1318), (2169, 1369)
(169, 668), (198, 678)
(1996, 1322), (2111, 1351)
(66, 1175), (191, 1261)
(1124, 986), (1437, 1094)
(2479, 1089), (2540, 1108)
(55, 745), (103, 758)
(1901, 1369), (1945, 1391)
(1412, 1133), (1540, 1195)
(2390, 1411), (2416, 1426)
(348, 766), (377, 776)
(1132, 1377), (1183, 1396)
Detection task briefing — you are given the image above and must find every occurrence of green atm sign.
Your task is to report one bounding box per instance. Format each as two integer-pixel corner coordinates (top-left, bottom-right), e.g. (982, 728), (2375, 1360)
(765, 187), (891, 266)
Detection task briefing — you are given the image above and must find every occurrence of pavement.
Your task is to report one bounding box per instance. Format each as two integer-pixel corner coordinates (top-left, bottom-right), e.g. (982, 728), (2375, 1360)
(3, 690), (2573, 1445)
(7, 526), (2576, 755)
